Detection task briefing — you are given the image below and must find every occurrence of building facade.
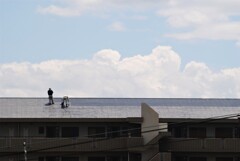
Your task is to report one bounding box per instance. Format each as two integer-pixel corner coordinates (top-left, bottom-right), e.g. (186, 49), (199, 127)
(0, 98), (240, 161)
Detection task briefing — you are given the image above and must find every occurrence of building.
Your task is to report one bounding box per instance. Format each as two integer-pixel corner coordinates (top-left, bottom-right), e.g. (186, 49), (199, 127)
(0, 98), (240, 161)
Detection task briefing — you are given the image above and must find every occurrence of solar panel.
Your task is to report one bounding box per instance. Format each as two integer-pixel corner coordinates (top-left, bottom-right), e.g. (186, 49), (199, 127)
(0, 98), (239, 119)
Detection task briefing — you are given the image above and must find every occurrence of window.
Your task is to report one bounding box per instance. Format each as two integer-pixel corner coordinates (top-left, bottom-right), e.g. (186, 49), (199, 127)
(216, 157), (233, 161)
(189, 127), (206, 138)
(23, 128), (29, 137)
(235, 157), (240, 161)
(88, 157), (105, 161)
(121, 125), (141, 137)
(106, 156), (121, 161)
(88, 127), (106, 138)
(46, 156), (60, 161)
(46, 126), (60, 138)
(215, 127), (233, 138)
(9, 128), (14, 137)
(173, 127), (187, 138)
(234, 127), (240, 138)
(62, 157), (79, 161)
(38, 127), (44, 134)
(38, 157), (44, 161)
(62, 127), (79, 137)
(174, 156), (187, 161)
(121, 127), (129, 137)
(129, 128), (141, 137)
(129, 153), (141, 161)
(107, 126), (120, 138)
(189, 157), (207, 161)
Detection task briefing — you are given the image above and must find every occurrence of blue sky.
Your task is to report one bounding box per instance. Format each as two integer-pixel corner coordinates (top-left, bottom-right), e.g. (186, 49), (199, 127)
(1, 0), (240, 97)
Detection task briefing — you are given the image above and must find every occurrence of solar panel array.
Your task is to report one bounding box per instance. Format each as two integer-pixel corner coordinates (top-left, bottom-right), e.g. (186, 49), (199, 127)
(0, 98), (240, 119)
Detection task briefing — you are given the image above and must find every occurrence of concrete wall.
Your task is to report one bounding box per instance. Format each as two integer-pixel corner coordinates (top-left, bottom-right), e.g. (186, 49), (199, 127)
(141, 103), (159, 144)
(142, 145), (159, 161)
(141, 103), (160, 161)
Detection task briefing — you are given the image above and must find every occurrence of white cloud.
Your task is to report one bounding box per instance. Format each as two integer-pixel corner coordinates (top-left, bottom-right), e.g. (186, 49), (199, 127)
(165, 22), (240, 40)
(38, 5), (82, 17)
(236, 40), (240, 47)
(38, 0), (162, 17)
(108, 22), (126, 32)
(1, 46), (240, 98)
(158, 0), (240, 41)
(37, 0), (240, 42)
(37, 0), (102, 16)
(93, 49), (121, 63)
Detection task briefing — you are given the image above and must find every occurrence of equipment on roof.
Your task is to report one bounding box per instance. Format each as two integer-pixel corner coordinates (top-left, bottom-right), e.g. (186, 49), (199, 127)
(61, 96), (69, 108)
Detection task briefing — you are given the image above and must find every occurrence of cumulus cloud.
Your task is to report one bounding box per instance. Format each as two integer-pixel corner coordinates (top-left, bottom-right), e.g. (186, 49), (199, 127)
(93, 49), (121, 63)
(1, 46), (240, 98)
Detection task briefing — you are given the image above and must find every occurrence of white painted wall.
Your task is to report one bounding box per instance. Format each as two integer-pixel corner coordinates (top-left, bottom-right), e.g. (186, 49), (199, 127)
(141, 103), (159, 144)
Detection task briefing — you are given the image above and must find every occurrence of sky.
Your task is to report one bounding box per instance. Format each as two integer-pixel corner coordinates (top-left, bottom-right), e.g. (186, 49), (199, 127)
(1, 0), (240, 98)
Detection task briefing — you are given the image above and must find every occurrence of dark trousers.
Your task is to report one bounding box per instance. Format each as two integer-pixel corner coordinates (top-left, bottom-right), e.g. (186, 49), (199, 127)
(48, 95), (54, 104)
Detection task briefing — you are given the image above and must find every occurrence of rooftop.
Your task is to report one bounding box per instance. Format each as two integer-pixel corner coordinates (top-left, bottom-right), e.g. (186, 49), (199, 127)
(0, 98), (240, 119)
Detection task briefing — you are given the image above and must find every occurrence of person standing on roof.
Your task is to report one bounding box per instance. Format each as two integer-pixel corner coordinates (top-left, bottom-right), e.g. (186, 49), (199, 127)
(48, 88), (54, 105)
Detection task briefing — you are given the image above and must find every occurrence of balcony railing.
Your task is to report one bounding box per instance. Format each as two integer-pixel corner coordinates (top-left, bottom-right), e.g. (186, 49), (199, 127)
(0, 137), (143, 152)
(160, 138), (240, 152)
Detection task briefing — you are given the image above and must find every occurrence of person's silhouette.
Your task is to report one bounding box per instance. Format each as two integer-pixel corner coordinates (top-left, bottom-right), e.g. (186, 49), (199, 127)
(47, 88), (54, 105)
